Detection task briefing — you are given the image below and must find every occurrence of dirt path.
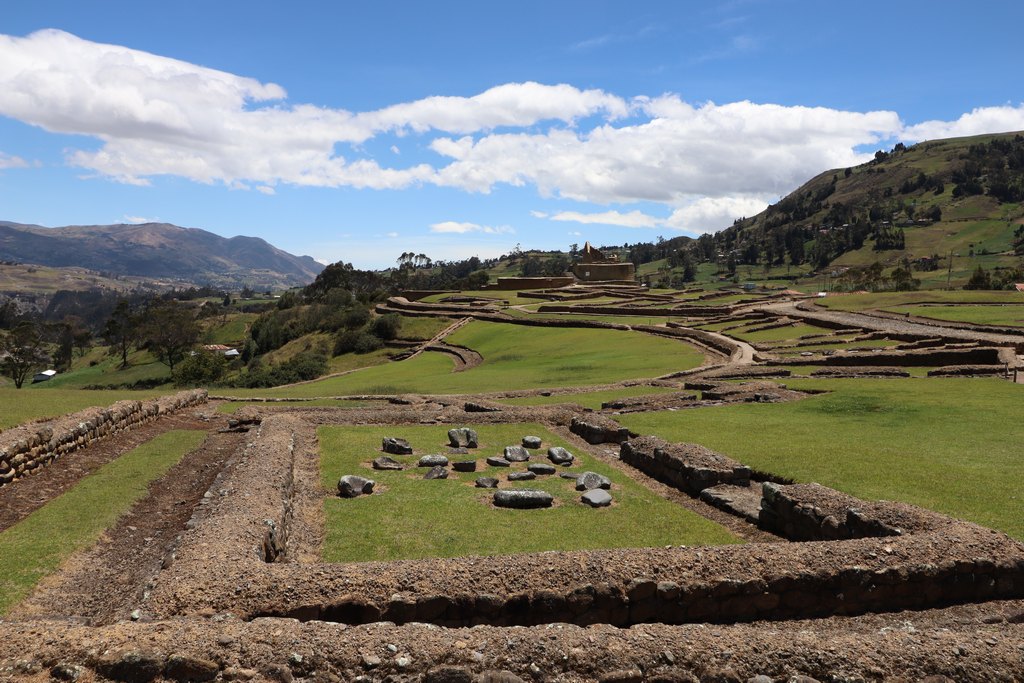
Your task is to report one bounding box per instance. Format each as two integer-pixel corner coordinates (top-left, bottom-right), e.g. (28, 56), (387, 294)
(0, 410), (223, 533)
(10, 427), (248, 624)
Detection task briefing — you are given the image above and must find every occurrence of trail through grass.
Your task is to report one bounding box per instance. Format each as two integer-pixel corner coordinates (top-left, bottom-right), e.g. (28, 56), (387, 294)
(0, 429), (206, 614)
(620, 377), (1024, 539)
(319, 424), (738, 562)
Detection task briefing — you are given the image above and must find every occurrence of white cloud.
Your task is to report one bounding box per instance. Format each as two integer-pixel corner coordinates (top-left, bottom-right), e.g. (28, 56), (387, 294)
(256, 185), (275, 195)
(429, 221), (515, 235)
(386, 231), (399, 238)
(549, 209), (662, 229)
(903, 104), (1024, 142)
(0, 152), (28, 169)
(122, 214), (160, 224)
(529, 210), (549, 218)
(2, 29), (1023, 237)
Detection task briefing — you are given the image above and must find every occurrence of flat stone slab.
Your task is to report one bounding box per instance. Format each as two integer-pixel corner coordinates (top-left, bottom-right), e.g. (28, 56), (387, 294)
(581, 489), (613, 508)
(418, 454), (449, 467)
(448, 428), (479, 449)
(475, 477), (499, 488)
(452, 460), (477, 472)
(493, 489), (553, 509)
(382, 437), (413, 455)
(547, 447), (575, 465)
(699, 484), (762, 524)
(559, 472), (580, 480)
(527, 463), (556, 475)
(486, 456), (511, 467)
(338, 475), (375, 498)
(503, 446), (530, 462)
(508, 471), (536, 481)
(575, 471), (612, 491)
(424, 466), (449, 480)
(522, 436), (542, 449)
(372, 456), (403, 471)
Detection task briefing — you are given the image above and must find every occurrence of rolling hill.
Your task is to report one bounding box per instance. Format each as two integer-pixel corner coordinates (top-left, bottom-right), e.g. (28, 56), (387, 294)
(0, 221), (323, 290)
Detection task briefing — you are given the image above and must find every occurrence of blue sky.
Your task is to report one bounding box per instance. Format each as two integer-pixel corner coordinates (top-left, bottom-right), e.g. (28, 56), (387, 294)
(1, 1), (1023, 268)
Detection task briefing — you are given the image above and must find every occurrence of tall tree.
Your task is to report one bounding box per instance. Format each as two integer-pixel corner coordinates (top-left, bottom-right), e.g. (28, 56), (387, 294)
(103, 300), (138, 369)
(0, 321), (49, 389)
(140, 301), (201, 371)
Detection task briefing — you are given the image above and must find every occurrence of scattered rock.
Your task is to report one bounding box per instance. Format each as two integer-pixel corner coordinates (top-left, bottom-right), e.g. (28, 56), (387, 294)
(508, 471), (536, 481)
(478, 672), (527, 683)
(382, 437), (413, 455)
(424, 466), (449, 480)
(452, 459), (477, 472)
(486, 456), (511, 467)
(575, 471), (612, 491)
(598, 670), (643, 683)
(96, 650), (163, 683)
(372, 456), (403, 470)
(527, 462), (556, 475)
(465, 401), (501, 413)
(581, 489), (613, 507)
(503, 445), (530, 462)
(448, 427), (478, 448)
(475, 477), (499, 488)
(522, 436), (542, 449)
(418, 454), (449, 467)
(559, 471), (580, 480)
(50, 664), (82, 682)
(338, 475), (375, 498)
(493, 489), (554, 509)
(547, 446), (575, 465)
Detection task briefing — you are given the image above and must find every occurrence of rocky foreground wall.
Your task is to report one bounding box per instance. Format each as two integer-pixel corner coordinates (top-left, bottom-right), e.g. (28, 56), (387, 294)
(0, 390), (207, 488)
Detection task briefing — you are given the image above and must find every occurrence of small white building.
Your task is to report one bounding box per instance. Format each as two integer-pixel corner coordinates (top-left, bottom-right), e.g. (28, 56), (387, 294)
(32, 369), (57, 383)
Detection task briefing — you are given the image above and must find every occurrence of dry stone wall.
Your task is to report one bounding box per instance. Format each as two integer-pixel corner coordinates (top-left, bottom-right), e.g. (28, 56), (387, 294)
(0, 389), (207, 488)
(619, 435), (751, 496)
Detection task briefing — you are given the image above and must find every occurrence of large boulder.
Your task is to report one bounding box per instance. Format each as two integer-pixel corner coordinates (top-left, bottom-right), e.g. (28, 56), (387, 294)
(486, 456), (511, 467)
(521, 436), (542, 449)
(424, 466), (449, 480)
(372, 456), (403, 471)
(448, 428), (479, 449)
(475, 477), (499, 488)
(452, 460), (477, 472)
(527, 463), (556, 475)
(493, 489), (554, 509)
(581, 489), (613, 508)
(418, 454), (449, 467)
(382, 437), (413, 455)
(575, 471), (612, 491)
(503, 446), (530, 462)
(338, 475), (376, 498)
(547, 447), (575, 465)
(508, 471), (536, 481)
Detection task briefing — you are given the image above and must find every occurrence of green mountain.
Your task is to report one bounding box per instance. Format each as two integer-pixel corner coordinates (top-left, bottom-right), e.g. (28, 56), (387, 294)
(713, 131), (1024, 287)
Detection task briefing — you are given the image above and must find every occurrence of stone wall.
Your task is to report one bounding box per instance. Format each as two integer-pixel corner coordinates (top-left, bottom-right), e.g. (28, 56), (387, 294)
(570, 415), (634, 444)
(619, 435), (751, 496)
(758, 482), (954, 541)
(488, 276), (575, 290)
(0, 390), (207, 488)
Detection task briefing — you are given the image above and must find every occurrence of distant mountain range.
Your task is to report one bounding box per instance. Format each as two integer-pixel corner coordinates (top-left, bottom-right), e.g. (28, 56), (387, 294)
(0, 221), (323, 290)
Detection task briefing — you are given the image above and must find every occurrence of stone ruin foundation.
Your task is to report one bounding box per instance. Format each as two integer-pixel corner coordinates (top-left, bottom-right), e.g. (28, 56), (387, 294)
(0, 398), (1022, 682)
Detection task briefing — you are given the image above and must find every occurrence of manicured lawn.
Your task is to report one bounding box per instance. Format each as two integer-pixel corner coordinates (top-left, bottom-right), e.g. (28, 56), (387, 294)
(225, 321), (704, 397)
(497, 385), (677, 409)
(727, 323), (829, 343)
(889, 304), (1024, 327)
(0, 430), (206, 614)
(620, 377), (1024, 539)
(0, 387), (166, 430)
(318, 423), (739, 562)
(216, 399), (375, 413)
(817, 290), (1024, 313)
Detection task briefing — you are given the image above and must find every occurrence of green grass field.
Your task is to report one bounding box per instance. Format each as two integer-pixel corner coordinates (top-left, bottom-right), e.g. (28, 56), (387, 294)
(0, 430), (206, 614)
(224, 321), (704, 398)
(619, 377), (1024, 539)
(816, 290), (1024, 312)
(216, 399), (375, 413)
(0, 387), (167, 430)
(318, 424), (739, 562)
(888, 304), (1024, 327)
(32, 349), (171, 390)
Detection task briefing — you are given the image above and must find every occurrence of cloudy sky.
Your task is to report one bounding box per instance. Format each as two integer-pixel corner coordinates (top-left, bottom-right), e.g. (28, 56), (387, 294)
(1, 1), (1023, 268)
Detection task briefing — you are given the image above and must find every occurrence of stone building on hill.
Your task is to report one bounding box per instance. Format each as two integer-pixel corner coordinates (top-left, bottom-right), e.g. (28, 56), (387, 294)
(571, 242), (636, 282)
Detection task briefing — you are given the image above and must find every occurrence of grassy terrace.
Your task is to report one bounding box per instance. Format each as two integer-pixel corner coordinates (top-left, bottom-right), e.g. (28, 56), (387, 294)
(816, 290), (1024, 312)
(225, 321), (704, 398)
(888, 304), (1024, 327)
(0, 387), (165, 430)
(0, 430), (206, 614)
(319, 423), (739, 562)
(620, 377), (1024, 540)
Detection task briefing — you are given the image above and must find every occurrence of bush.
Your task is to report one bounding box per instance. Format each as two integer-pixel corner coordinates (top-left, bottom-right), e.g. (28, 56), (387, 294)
(370, 313), (402, 341)
(173, 351), (228, 387)
(229, 351), (328, 388)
